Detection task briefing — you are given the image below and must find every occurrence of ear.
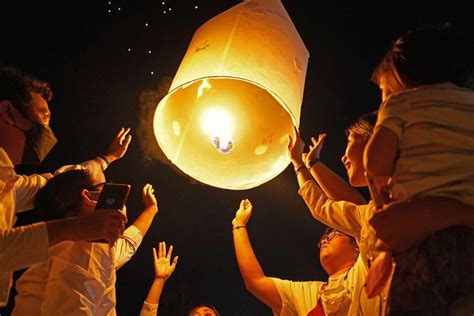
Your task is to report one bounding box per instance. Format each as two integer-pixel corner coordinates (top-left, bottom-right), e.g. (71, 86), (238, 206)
(81, 189), (96, 206)
(0, 100), (15, 125)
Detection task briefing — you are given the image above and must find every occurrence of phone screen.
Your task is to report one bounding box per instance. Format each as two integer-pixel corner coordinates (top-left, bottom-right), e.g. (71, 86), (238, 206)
(95, 183), (131, 210)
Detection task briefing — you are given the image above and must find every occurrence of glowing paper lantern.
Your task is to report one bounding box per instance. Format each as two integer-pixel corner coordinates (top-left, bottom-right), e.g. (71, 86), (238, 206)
(154, 0), (309, 190)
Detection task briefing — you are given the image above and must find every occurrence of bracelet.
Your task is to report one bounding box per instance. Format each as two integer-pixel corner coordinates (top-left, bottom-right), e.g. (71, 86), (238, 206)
(294, 165), (306, 175)
(232, 225), (246, 231)
(97, 154), (110, 167)
(306, 158), (320, 170)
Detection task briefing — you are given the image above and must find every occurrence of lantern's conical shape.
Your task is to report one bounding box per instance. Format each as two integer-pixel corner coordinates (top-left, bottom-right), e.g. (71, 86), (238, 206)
(154, 0), (309, 190)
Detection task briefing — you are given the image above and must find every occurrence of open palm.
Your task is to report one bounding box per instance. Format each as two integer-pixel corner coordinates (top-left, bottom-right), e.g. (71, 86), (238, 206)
(153, 241), (178, 280)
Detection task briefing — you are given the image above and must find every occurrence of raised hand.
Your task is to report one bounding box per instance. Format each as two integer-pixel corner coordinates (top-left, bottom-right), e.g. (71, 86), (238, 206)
(106, 127), (132, 163)
(304, 133), (326, 166)
(142, 183), (158, 212)
(153, 242), (178, 280)
(287, 126), (305, 166)
(232, 199), (253, 228)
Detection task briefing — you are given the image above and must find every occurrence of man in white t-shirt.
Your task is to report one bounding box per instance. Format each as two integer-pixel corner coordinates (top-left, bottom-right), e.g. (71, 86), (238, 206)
(232, 199), (379, 316)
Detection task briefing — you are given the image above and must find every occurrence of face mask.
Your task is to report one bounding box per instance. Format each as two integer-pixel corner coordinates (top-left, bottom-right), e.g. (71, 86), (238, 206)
(21, 123), (57, 164)
(321, 272), (352, 314)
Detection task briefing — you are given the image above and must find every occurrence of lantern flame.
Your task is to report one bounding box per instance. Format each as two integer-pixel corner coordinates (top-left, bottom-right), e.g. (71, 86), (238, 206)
(201, 108), (234, 154)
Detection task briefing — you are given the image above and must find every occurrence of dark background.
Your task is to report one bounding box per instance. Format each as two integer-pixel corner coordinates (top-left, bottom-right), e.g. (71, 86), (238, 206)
(1, 1), (471, 315)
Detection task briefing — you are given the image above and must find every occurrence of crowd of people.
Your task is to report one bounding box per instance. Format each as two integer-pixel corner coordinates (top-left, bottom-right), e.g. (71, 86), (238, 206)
(1, 22), (473, 315)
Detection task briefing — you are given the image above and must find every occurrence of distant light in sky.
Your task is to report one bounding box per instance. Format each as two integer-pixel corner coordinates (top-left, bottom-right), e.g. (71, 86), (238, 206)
(108, 1), (111, 4)
(151, 71), (154, 75)
(128, 48), (131, 52)
(168, 8), (171, 11)
(117, 7), (121, 11)
(145, 22), (149, 27)
(148, 50), (152, 54)
(163, 11), (167, 14)
(162, 1), (165, 5)
(108, 9), (111, 13)
(195, 5), (198, 9)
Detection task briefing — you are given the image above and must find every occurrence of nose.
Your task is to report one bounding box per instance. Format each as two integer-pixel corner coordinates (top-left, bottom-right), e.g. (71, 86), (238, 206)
(341, 154), (347, 164)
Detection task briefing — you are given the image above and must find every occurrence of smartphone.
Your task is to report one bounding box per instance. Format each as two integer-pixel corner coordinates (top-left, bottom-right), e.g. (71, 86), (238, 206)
(93, 183), (131, 244)
(95, 183), (131, 211)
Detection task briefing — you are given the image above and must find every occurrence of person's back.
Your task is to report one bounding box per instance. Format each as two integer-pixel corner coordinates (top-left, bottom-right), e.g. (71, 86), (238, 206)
(14, 240), (119, 315)
(378, 82), (474, 204)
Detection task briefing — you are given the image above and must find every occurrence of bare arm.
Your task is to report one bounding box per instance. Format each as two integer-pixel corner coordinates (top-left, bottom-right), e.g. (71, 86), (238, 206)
(288, 128), (365, 204)
(132, 184), (158, 237)
(363, 126), (398, 191)
(371, 197), (474, 253)
(232, 199), (282, 312)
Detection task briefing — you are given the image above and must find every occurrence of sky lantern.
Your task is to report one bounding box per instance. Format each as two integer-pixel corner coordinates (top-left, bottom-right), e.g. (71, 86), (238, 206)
(153, 0), (309, 190)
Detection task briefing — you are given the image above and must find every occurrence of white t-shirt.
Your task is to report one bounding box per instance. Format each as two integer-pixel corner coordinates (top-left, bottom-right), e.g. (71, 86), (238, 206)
(13, 225), (142, 316)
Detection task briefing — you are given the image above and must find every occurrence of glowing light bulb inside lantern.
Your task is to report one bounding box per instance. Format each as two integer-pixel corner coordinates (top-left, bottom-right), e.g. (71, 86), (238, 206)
(201, 108), (235, 154)
(152, 0), (309, 190)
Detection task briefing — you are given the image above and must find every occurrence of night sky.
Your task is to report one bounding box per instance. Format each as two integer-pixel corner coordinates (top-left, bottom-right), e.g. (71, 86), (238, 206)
(1, 1), (471, 315)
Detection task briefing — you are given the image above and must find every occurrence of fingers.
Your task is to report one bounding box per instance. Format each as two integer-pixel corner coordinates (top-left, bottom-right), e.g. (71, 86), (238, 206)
(116, 127), (129, 140)
(152, 247), (158, 263)
(167, 245), (173, 259)
(244, 198), (252, 209)
(142, 183), (155, 196)
(171, 256), (179, 270)
(159, 241), (165, 258)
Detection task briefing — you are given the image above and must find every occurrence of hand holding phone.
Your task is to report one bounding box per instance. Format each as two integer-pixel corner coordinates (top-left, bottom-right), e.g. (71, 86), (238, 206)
(93, 183), (131, 243)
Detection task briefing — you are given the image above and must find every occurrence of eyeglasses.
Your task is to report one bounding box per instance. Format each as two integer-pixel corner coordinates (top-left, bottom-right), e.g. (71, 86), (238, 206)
(317, 230), (346, 248)
(86, 190), (101, 201)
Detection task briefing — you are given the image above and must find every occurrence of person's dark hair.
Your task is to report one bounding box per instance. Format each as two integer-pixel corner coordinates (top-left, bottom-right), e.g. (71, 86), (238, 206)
(34, 170), (96, 221)
(345, 111), (378, 142)
(0, 67), (53, 116)
(189, 304), (220, 316)
(371, 22), (474, 91)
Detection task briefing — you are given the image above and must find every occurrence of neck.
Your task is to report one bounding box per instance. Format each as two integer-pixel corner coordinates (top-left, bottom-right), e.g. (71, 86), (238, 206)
(329, 263), (353, 277)
(0, 120), (26, 165)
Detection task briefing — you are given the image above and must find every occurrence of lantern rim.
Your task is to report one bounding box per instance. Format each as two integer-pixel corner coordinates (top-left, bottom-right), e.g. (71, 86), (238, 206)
(158, 75), (299, 128)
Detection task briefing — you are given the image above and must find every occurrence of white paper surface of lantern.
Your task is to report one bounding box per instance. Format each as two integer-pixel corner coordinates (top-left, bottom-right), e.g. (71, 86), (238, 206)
(154, 0), (309, 190)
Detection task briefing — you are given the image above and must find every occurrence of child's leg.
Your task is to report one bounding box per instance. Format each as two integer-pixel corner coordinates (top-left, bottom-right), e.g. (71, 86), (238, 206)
(369, 196), (473, 254)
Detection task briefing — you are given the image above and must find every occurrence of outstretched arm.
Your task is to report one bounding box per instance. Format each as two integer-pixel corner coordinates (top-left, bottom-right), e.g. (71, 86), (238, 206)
(232, 199), (282, 312)
(132, 183), (159, 236)
(288, 127), (365, 204)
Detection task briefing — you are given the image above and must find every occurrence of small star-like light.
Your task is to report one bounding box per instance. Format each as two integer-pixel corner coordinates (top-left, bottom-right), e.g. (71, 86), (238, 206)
(108, 1), (111, 4)
(117, 7), (121, 11)
(168, 8), (171, 11)
(151, 71), (154, 75)
(162, 1), (165, 5)
(194, 5), (198, 9)
(127, 48), (131, 52)
(148, 50), (152, 54)
(163, 10), (167, 14)
(108, 9), (112, 13)
(145, 22), (149, 27)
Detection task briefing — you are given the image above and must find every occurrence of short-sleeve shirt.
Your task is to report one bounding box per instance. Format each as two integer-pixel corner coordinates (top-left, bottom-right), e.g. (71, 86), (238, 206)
(376, 83), (474, 205)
